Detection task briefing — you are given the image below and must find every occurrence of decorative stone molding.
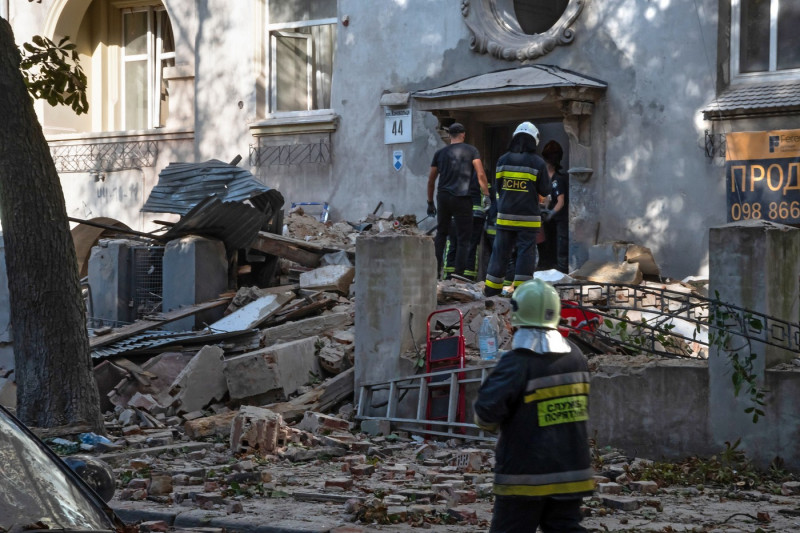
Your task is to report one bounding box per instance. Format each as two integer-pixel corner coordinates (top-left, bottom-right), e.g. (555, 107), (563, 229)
(461, 0), (585, 61)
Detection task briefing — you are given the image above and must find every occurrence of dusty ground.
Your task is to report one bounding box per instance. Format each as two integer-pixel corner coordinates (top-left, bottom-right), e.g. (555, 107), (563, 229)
(101, 426), (800, 533)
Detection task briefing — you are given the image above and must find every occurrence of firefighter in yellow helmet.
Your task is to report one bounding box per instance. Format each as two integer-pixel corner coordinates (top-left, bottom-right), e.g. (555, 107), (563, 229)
(474, 279), (593, 532)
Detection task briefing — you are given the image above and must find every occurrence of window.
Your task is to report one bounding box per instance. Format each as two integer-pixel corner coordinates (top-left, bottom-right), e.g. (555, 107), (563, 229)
(266, 0), (337, 113)
(732, 0), (800, 81)
(461, 0), (584, 61)
(513, 0), (569, 35)
(122, 5), (175, 129)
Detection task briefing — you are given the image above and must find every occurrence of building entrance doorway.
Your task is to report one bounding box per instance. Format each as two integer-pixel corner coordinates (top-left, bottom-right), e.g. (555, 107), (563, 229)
(475, 120), (570, 280)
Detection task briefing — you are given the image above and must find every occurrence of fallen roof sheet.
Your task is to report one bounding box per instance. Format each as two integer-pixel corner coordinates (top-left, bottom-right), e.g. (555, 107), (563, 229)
(142, 159), (283, 216)
(413, 65), (607, 99)
(159, 196), (270, 251)
(90, 328), (261, 359)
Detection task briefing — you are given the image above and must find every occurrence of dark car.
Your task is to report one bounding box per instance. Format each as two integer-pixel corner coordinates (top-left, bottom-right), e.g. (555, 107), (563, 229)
(0, 405), (127, 533)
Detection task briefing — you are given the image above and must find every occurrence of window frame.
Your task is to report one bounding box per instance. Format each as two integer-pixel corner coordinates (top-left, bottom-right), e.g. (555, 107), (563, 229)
(265, 1), (337, 115)
(730, 0), (800, 84)
(120, 4), (175, 130)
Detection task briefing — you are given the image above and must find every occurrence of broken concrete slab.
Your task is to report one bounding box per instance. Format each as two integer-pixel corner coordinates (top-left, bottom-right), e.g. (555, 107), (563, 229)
(107, 352), (195, 410)
(223, 336), (321, 403)
(625, 244), (660, 277)
(166, 345), (227, 414)
(570, 259), (643, 285)
(299, 265), (355, 295)
(260, 311), (351, 346)
(209, 291), (294, 332)
(183, 411), (238, 439)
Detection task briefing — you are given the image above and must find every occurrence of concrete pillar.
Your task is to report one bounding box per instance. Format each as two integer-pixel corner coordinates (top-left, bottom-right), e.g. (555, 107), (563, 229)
(162, 236), (228, 332)
(88, 239), (135, 327)
(354, 235), (437, 417)
(708, 220), (800, 455)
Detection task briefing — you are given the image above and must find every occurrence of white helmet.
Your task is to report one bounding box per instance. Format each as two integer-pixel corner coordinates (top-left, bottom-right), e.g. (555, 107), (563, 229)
(513, 121), (540, 145)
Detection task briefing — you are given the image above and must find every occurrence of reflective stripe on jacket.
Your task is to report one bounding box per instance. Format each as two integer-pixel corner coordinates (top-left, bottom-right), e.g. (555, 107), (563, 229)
(474, 332), (594, 499)
(494, 152), (550, 231)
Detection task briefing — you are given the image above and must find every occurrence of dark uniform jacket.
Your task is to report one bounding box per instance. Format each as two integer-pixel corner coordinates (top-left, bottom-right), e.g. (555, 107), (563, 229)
(494, 151), (551, 230)
(474, 329), (594, 499)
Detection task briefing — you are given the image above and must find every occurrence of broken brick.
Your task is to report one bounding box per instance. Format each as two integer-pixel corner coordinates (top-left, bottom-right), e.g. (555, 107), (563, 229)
(325, 477), (354, 490)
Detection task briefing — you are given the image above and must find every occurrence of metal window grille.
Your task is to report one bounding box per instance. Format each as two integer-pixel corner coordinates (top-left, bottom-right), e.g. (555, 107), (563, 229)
(130, 245), (164, 319)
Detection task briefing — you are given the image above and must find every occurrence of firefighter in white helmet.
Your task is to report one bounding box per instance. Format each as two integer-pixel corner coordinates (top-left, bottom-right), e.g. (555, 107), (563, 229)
(474, 279), (593, 532)
(484, 121), (551, 296)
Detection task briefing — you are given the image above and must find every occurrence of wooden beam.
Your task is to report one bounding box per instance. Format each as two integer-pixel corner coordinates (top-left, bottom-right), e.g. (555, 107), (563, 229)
(249, 232), (323, 267)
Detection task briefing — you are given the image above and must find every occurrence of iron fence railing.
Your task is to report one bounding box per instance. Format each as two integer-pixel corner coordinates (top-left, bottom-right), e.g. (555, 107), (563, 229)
(554, 283), (800, 359)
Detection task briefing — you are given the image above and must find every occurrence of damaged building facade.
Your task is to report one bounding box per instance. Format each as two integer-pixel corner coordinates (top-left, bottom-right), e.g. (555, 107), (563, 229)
(1, 0), (797, 280)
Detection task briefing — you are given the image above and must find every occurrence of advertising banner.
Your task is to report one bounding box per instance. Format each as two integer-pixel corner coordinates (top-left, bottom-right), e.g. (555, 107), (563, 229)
(725, 129), (800, 224)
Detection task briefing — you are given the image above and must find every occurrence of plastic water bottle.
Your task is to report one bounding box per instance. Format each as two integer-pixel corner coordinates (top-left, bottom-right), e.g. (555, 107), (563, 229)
(479, 315), (498, 360)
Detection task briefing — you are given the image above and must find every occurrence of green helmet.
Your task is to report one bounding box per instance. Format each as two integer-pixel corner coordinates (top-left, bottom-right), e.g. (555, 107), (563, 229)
(510, 279), (561, 329)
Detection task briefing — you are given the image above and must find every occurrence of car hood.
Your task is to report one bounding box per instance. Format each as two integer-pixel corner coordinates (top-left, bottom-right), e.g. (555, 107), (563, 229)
(0, 406), (122, 533)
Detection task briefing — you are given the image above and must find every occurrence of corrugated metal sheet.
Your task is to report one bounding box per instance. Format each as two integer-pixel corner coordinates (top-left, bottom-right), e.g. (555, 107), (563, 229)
(142, 159), (283, 216)
(160, 196), (268, 251)
(414, 65), (607, 99)
(90, 328), (261, 359)
(704, 82), (800, 119)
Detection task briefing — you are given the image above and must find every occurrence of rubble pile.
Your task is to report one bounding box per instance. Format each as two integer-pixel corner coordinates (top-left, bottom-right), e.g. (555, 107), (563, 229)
(43, 411), (800, 532)
(283, 207), (427, 253)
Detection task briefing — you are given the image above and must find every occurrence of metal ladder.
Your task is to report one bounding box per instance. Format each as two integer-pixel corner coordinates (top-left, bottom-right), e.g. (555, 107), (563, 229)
(355, 363), (498, 441)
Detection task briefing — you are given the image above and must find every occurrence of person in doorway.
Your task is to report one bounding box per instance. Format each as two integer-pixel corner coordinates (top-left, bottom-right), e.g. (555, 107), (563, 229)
(474, 279), (594, 533)
(483, 121), (551, 296)
(427, 122), (489, 279)
(542, 140), (569, 273)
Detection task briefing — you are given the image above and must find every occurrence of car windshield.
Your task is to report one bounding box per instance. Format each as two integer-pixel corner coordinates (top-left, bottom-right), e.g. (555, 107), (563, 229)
(0, 408), (115, 533)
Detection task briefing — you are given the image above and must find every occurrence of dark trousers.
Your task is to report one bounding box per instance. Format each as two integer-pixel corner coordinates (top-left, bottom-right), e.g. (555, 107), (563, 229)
(484, 228), (538, 296)
(434, 193), (472, 278)
(445, 216), (485, 279)
(490, 496), (587, 533)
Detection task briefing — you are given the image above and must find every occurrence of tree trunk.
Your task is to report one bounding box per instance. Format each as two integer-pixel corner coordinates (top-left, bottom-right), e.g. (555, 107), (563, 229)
(0, 19), (103, 431)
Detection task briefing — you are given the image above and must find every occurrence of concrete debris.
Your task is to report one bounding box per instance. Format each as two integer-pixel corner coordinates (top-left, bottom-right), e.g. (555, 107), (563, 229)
(164, 345), (227, 414)
(299, 265), (355, 295)
(571, 258), (644, 285)
(209, 291), (294, 332)
(223, 336), (320, 404)
(61, 413), (800, 533)
(229, 405), (289, 456)
(570, 242), (661, 284)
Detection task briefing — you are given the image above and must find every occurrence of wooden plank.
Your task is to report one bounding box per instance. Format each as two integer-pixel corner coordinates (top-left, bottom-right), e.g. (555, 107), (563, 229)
(90, 296), (234, 349)
(317, 367), (355, 410)
(249, 236), (322, 267)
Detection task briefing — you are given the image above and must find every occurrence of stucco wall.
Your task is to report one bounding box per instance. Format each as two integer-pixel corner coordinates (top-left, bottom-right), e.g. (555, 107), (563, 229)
(7, 0), (740, 278)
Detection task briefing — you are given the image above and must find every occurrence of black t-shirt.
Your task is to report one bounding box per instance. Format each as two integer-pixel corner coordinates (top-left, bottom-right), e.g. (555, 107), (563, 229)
(548, 170), (569, 221)
(431, 142), (480, 197)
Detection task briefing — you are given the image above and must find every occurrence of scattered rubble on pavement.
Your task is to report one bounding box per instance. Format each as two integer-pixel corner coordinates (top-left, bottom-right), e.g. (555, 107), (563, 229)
(6, 200), (799, 532)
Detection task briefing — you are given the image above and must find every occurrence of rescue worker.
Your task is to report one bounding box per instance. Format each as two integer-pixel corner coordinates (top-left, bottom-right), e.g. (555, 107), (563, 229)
(484, 122), (551, 297)
(542, 140), (569, 273)
(427, 122), (489, 280)
(443, 177), (489, 280)
(474, 279), (594, 532)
